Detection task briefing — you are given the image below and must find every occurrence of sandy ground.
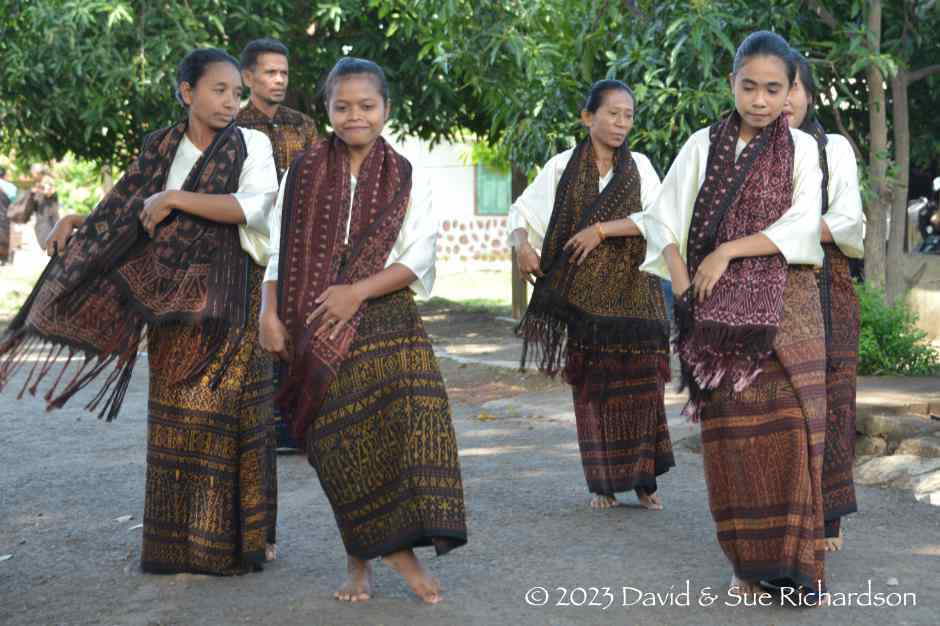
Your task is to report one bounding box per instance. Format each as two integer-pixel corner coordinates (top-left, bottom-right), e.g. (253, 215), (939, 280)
(1, 299), (939, 626)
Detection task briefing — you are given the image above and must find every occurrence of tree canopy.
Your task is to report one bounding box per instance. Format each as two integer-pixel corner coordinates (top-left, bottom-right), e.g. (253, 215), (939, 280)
(2, 0), (940, 297)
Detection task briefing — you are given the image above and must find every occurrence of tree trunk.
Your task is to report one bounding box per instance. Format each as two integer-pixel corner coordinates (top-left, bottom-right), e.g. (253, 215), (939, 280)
(510, 165), (528, 319)
(887, 70), (910, 305)
(863, 0), (889, 295)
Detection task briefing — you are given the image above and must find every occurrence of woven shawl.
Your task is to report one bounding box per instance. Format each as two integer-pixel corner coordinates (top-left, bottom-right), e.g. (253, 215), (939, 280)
(676, 112), (795, 418)
(516, 137), (669, 385)
(274, 135), (412, 443)
(0, 121), (250, 420)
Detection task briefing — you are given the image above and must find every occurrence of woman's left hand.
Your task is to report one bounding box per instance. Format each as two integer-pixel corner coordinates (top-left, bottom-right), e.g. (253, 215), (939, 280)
(306, 284), (366, 341)
(692, 246), (731, 303)
(140, 191), (176, 237)
(564, 225), (603, 265)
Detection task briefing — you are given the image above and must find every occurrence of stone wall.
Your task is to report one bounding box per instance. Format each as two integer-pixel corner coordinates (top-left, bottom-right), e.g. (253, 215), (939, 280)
(437, 216), (511, 264)
(904, 254), (940, 341)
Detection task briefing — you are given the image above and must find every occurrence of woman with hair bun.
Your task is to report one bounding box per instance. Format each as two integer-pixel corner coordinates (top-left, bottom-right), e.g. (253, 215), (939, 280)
(0, 48), (279, 576)
(784, 50), (864, 554)
(642, 31), (828, 598)
(509, 79), (674, 512)
(260, 56), (467, 604)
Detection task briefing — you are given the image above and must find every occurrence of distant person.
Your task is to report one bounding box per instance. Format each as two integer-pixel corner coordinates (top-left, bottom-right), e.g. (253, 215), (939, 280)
(0, 165), (17, 201)
(8, 165), (60, 249)
(237, 37), (318, 179)
(0, 166), (13, 263)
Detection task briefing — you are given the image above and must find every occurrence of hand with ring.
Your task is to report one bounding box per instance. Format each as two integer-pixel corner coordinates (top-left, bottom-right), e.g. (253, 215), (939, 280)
(564, 224), (603, 266)
(306, 284), (367, 341)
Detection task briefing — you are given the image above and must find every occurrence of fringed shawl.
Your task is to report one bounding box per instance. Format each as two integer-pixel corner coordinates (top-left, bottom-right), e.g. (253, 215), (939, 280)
(516, 137), (669, 385)
(274, 135), (412, 443)
(676, 112), (795, 419)
(0, 121), (250, 420)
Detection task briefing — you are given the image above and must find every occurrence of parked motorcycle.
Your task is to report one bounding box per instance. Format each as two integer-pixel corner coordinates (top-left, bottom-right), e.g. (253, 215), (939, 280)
(909, 176), (940, 254)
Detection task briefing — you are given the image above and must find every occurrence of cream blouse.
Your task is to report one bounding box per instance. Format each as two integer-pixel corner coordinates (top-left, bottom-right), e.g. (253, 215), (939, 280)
(822, 134), (865, 259)
(641, 126), (825, 279)
(264, 168), (438, 298)
(164, 127), (278, 267)
(507, 148), (662, 248)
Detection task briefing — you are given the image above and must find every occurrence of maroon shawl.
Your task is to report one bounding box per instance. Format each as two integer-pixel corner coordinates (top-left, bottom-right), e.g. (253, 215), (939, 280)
(0, 122), (250, 420)
(677, 113), (794, 418)
(275, 135), (412, 443)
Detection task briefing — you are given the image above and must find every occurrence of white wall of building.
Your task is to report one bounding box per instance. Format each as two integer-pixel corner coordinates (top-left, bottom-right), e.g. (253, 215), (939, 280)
(387, 135), (511, 274)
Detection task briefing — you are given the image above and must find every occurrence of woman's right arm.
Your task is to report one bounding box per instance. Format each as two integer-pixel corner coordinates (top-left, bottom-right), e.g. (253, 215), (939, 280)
(640, 130), (706, 296)
(259, 280), (290, 361)
(508, 154), (563, 283)
(663, 244), (691, 296)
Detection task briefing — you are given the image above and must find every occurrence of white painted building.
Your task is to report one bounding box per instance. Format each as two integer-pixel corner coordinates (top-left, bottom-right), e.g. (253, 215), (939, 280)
(389, 135), (512, 275)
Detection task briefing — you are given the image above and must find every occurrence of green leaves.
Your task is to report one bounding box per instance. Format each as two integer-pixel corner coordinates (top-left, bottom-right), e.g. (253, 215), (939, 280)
(856, 281), (940, 376)
(3, 0), (939, 179)
(0, 0), (290, 166)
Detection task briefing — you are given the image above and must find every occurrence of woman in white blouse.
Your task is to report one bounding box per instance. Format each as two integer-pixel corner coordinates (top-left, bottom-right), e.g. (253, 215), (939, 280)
(641, 32), (828, 599)
(259, 57), (466, 605)
(784, 51), (865, 554)
(40, 50), (280, 576)
(509, 79), (674, 513)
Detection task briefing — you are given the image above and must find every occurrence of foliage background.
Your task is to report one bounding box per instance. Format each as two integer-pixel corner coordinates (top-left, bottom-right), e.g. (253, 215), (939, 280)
(1, 1), (939, 356)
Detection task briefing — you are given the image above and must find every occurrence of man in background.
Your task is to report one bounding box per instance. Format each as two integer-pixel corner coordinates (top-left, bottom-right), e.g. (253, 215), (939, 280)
(237, 37), (318, 180)
(237, 37), (318, 455)
(8, 164), (59, 253)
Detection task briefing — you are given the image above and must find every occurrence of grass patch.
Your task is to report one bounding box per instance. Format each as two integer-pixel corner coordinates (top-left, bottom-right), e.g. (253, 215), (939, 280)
(420, 296), (513, 317)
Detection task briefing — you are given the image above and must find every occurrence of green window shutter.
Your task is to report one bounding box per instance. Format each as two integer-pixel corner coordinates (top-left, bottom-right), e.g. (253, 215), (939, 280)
(475, 162), (511, 216)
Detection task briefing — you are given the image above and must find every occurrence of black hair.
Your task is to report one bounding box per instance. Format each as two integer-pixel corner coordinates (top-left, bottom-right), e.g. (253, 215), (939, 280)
(240, 38), (289, 70)
(791, 49), (820, 119)
(583, 79), (635, 113)
(175, 48), (240, 108)
(0, 166), (6, 178)
(322, 57), (390, 105)
(732, 31), (797, 85)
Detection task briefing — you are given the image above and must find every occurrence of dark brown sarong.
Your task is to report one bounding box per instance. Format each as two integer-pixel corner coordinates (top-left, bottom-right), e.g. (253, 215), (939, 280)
(573, 352), (673, 495)
(305, 289), (467, 559)
(820, 245), (860, 537)
(141, 264), (275, 575)
(564, 237), (674, 496)
(516, 140), (673, 498)
(701, 268), (827, 591)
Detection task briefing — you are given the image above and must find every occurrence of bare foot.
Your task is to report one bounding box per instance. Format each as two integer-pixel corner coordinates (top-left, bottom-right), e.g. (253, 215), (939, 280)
(335, 555), (373, 603)
(637, 492), (664, 511)
(265, 543), (277, 562)
(381, 549), (442, 604)
(824, 529), (843, 552)
(590, 494), (622, 509)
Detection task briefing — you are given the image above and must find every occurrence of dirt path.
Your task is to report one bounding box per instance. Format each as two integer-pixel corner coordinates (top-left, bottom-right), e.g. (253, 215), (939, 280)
(1, 301), (938, 625)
